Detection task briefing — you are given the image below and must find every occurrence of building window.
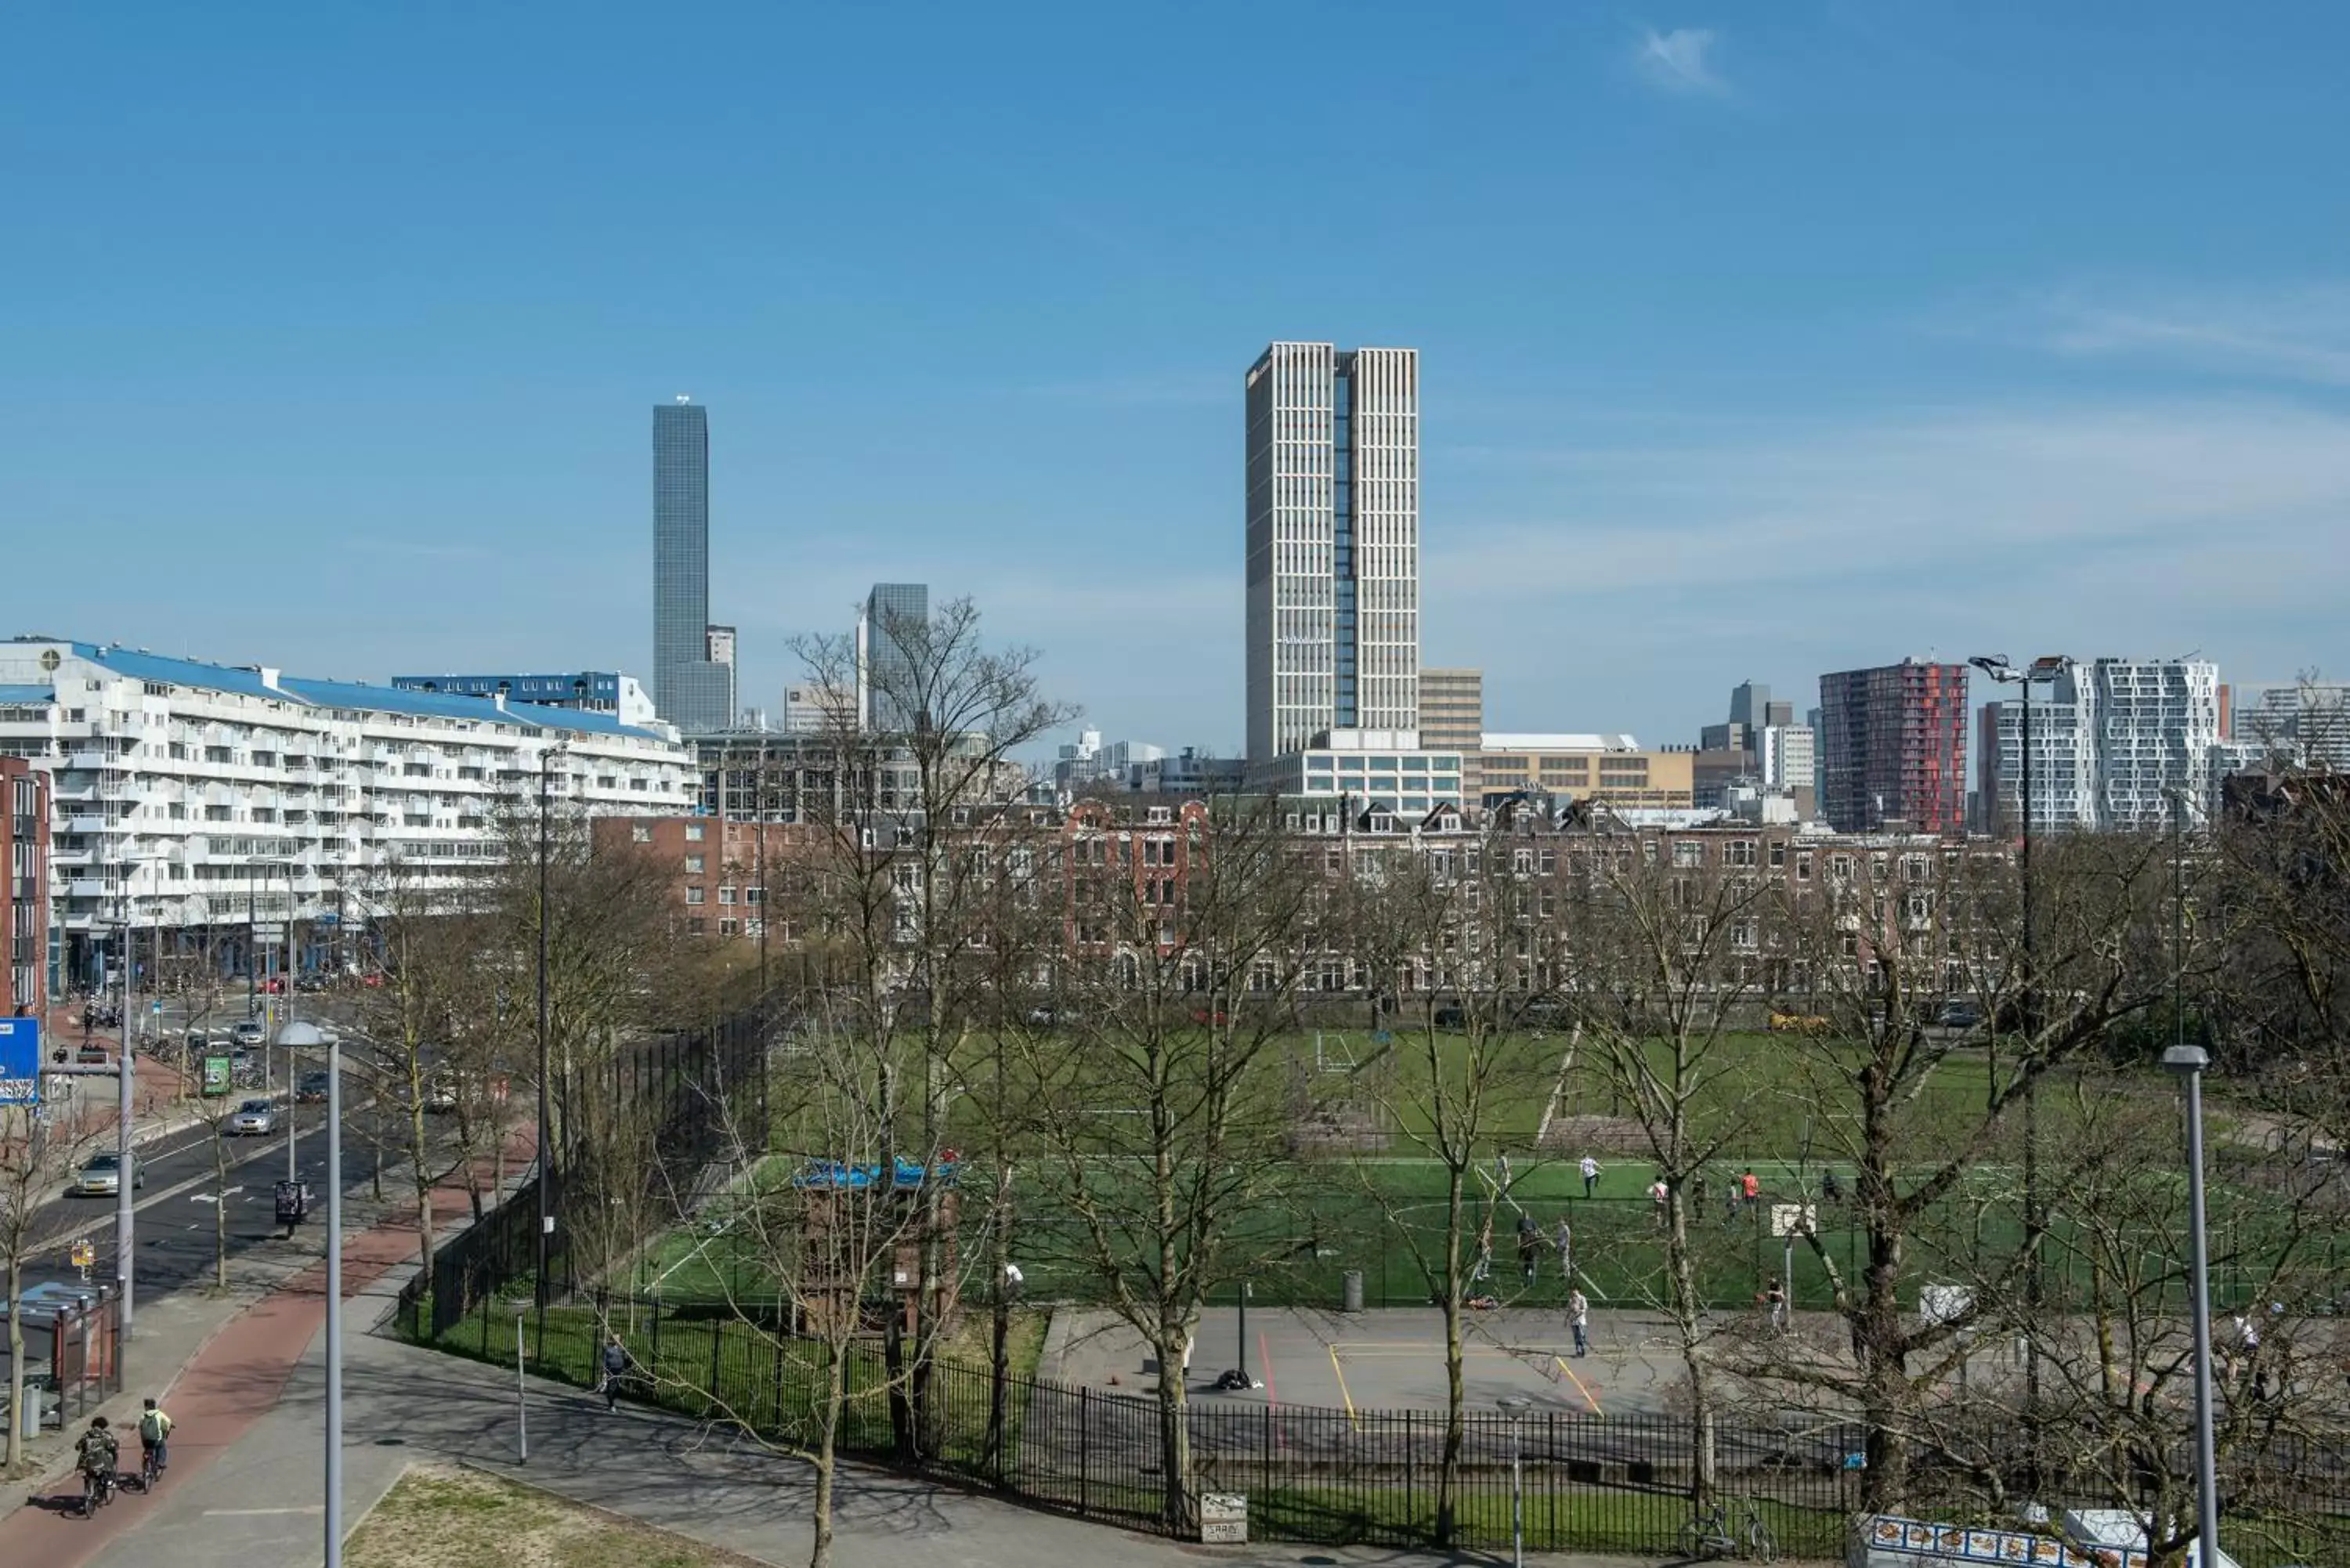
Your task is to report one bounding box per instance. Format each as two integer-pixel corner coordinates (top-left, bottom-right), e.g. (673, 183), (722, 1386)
(719, 918), (739, 937)
(632, 826), (652, 844)
(746, 886), (764, 905)
(719, 887), (736, 905)
(684, 854), (704, 874)
(686, 917), (706, 936)
(685, 822), (704, 842)
(1671, 840), (1705, 868)
(685, 886), (705, 905)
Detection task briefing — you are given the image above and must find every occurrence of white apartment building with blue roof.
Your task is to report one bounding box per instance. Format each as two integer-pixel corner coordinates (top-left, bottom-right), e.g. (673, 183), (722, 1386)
(0, 637), (694, 986)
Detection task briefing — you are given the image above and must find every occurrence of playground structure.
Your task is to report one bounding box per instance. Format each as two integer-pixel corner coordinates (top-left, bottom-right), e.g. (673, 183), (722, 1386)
(792, 1157), (962, 1337)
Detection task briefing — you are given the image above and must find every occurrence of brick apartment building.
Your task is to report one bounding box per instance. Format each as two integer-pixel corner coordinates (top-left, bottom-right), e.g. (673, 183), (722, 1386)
(600, 815), (819, 941)
(3, 757), (49, 1017)
(1817, 659), (1970, 835)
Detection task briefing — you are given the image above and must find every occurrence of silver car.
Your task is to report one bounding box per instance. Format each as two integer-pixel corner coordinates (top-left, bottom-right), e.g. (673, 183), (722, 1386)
(232, 1021), (266, 1048)
(74, 1152), (143, 1196)
(225, 1098), (280, 1136)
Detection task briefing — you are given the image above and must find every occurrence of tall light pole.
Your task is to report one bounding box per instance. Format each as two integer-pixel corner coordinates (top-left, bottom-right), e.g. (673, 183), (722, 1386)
(1969, 652), (2069, 1439)
(280, 1020), (338, 1563)
(114, 889), (137, 1339)
(1498, 1394), (1531, 1568)
(535, 742), (566, 1316)
(2163, 1041), (2222, 1563)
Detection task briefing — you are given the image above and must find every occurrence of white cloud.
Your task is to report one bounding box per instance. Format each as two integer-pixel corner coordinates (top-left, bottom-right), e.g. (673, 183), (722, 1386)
(1635, 27), (1730, 96)
(1426, 396), (2350, 731)
(1997, 284), (2350, 386)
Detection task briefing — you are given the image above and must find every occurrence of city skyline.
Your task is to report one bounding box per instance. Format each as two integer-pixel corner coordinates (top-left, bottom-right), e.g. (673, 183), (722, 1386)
(5, 5), (2348, 749)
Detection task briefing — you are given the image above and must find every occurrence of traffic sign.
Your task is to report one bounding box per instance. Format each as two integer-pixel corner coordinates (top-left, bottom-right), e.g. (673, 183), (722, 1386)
(0, 1017), (41, 1105)
(254, 923), (287, 939)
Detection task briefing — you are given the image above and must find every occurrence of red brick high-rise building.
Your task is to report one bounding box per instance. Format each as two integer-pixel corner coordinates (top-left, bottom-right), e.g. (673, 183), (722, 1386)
(1817, 659), (1970, 835)
(2, 757), (48, 1017)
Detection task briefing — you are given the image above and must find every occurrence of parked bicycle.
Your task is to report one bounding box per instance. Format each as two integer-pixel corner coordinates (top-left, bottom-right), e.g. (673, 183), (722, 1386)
(1680, 1494), (1776, 1563)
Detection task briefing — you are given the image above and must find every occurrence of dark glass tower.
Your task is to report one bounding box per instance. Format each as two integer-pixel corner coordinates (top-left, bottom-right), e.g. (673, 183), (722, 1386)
(859, 582), (930, 734)
(652, 402), (733, 730)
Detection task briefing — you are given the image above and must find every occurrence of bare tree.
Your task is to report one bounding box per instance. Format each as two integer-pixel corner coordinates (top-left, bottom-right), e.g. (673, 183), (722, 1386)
(1010, 793), (1316, 1532)
(788, 595), (1075, 1453)
(0, 1100), (102, 1471)
(1565, 816), (1790, 1504)
(1325, 797), (1565, 1544)
(1743, 830), (2174, 1514)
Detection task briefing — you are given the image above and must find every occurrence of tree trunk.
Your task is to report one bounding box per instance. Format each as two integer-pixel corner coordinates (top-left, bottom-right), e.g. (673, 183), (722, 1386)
(1668, 1191), (1717, 1502)
(809, 1344), (844, 1568)
(1154, 1321), (1195, 1535)
(985, 1158), (1013, 1476)
(5, 1248), (23, 1471)
(411, 1096), (436, 1278)
(1438, 1162), (1466, 1547)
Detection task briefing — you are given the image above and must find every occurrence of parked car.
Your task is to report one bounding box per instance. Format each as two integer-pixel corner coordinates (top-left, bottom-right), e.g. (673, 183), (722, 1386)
(74, 1043), (110, 1065)
(295, 1071), (332, 1104)
(232, 1021), (266, 1048)
(1937, 999), (1983, 1029)
(225, 1098), (279, 1136)
(422, 1074), (459, 1114)
(74, 1152), (143, 1197)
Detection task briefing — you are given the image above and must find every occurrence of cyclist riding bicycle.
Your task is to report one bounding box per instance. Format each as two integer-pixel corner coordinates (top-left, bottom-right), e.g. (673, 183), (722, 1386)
(75, 1416), (119, 1515)
(137, 1397), (175, 1484)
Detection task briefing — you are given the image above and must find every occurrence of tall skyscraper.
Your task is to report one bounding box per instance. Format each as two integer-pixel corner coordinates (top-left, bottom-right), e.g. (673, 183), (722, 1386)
(1817, 659), (1970, 834)
(1245, 342), (1420, 762)
(652, 400), (734, 731)
(858, 582), (930, 734)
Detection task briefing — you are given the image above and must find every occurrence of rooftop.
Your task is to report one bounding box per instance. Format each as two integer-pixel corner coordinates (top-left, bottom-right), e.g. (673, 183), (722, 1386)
(1483, 732), (1643, 752)
(3, 640), (673, 743)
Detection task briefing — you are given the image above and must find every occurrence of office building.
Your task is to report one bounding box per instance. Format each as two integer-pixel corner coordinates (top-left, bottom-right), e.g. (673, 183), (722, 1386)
(1054, 731), (1169, 794)
(1129, 749), (1247, 797)
(859, 582), (930, 735)
(1, 754), (48, 1016)
(392, 672), (662, 729)
(1245, 343), (1421, 762)
(652, 400), (735, 731)
(1479, 735), (1694, 811)
(2243, 684), (2350, 770)
(783, 683), (853, 734)
(1254, 729), (1462, 818)
(1982, 659), (2227, 831)
(0, 638), (695, 984)
(1419, 667), (1483, 794)
(1817, 659), (1970, 834)
(704, 625), (739, 722)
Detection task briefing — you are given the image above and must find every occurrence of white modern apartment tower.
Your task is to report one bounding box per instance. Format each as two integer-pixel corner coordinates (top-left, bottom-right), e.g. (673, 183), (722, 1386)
(1986, 658), (2222, 829)
(1245, 343), (1421, 762)
(0, 638), (695, 981)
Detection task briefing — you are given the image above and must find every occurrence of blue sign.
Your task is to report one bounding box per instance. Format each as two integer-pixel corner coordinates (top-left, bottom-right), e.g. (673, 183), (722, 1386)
(0, 1017), (41, 1106)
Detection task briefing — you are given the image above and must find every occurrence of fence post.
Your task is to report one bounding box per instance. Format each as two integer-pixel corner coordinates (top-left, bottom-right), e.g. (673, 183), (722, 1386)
(1079, 1386), (1090, 1518)
(772, 1329), (786, 1436)
(710, 1317), (724, 1418)
(650, 1292), (662, 1369)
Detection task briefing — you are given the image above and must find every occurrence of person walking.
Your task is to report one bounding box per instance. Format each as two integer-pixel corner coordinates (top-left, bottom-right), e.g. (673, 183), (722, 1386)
(1766, 1276), (1788, 1334)
(1567, 1288), (1590, 1357)
(600, 1331), (633, 1411)
(1740, 1168), (1762, 1212)
(136, 1397), (174, 1480)
(1650, 1175), (1669, 1230)
(1580, 1154), (1601, 1198)
(1472, 1214), (1495, 1282)
(1516, 1213), (1541, 1285)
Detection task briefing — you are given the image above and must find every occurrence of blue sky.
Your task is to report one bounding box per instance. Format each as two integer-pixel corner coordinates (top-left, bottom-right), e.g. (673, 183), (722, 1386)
(6, 2), (2348, 753)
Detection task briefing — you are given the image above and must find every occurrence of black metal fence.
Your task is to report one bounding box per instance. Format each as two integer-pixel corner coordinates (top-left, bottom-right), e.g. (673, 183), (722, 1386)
(402, 999), (776, 1339)
(400, 1287), (1860, 1559)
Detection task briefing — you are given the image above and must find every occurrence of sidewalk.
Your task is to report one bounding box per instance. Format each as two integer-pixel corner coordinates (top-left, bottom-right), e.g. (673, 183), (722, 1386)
(0, 1126), (533, 1566)
(81, 1330), (1752, 1568)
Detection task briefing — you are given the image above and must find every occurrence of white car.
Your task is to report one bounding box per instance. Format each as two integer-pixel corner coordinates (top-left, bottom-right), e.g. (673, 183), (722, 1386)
(74, 1152), (143, 1197)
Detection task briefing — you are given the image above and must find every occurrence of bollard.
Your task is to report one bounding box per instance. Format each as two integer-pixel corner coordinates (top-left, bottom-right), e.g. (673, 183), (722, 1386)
(1342, 1269), (1365, 1314)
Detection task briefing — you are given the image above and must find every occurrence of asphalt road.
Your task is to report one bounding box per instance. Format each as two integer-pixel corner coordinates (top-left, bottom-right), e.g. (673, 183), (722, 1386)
(25, 1097), (453, 1299)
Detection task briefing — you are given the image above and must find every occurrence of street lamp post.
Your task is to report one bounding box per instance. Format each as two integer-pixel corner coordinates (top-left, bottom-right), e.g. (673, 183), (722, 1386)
(280, 1020), (338, 1564)
(1969, 653), (2069, 1433)
(2163, 1041), (2223, 1564)
(535, 742), (566, 1317)
(1498, 1395), (1531, 1568)
(115, 894), (136, 1340)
